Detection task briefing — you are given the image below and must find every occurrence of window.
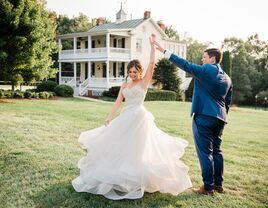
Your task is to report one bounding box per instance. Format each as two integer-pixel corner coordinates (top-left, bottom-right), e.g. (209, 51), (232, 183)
(118, 62), (125, 77)
(136, 39), (142, 52)
(118, 39), (122, 48)
(91, 63), (95, 76)
(76, 63), (81, 77)
(77, 41), (81, 49)
(85, 63), (88, 79)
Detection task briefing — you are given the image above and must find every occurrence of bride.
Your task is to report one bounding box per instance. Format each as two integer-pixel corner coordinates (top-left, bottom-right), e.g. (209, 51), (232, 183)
(72, 34), (192, 200)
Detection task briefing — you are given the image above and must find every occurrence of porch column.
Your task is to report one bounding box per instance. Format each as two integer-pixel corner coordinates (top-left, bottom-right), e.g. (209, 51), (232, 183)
(106, 33), (110, 88)
(106, 33), (110, 58)
(73, 37), (77, 54)
(59, 62), (62, 84)
(88, 61), (91, 78)
(58, 39), (62, 59)
(88, 35), (91, 54)
(124, 62), (127, 80)
(106, 61), (110, 87)
(74, 62), (77, 87)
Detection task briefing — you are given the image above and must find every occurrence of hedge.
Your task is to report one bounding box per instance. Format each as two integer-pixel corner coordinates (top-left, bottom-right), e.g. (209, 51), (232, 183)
(145, 89), (176, 101)
(103, 87), (177, 101)
(37, 80), (58, 92)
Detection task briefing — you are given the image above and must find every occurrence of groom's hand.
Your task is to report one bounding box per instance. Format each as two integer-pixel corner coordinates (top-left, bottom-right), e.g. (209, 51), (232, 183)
(153, 38), (165, 53)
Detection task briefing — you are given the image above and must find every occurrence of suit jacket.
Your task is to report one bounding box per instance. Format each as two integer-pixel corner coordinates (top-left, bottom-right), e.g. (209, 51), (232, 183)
(166, 52), (232, 123)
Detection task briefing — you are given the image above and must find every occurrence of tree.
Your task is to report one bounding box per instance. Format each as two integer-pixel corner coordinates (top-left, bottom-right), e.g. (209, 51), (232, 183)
(222, 35), (267, 105)
(245, 34), (268, 93)
(185, 78), (194, 101)
(164, 25), (180, 40)
(153, 58), (183, 100)
(56, 14), (110, 35)
(186, 40), (208, 64)
(0, 0), (58, 89)
(222, 37), (256, 104)
(221, 51), (232, 76)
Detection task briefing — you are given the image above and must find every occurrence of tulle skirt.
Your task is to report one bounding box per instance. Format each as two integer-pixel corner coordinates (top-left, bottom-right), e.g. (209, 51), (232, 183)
(72, 105), (192, 200)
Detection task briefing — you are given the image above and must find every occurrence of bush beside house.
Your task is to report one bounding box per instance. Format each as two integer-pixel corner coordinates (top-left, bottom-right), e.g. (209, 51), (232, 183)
(102, 87), (177, 101)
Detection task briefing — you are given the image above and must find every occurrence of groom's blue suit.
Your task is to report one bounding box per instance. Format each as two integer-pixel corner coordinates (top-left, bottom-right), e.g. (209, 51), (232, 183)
(165, 51), (232, 191)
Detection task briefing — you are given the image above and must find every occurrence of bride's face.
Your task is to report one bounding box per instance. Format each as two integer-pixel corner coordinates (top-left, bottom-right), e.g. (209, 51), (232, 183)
(128, 67), (141, 81)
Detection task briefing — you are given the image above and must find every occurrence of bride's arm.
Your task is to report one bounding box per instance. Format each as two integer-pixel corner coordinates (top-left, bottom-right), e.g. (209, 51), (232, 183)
(104, 83), (126, 126)
(142, 34), (155, 89)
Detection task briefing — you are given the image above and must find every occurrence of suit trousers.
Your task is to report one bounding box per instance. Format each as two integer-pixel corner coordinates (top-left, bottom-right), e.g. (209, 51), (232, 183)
(192, 114), (225, 191)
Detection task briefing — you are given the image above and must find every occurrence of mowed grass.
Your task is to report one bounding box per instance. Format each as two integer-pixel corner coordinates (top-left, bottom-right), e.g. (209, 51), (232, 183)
(0, 98), (267, 208)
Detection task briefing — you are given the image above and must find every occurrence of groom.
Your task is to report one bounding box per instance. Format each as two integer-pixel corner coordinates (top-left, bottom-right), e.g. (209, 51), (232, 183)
(153, 40), (232, 195)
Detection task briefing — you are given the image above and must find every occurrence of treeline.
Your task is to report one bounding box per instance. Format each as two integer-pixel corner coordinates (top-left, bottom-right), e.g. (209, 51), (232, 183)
(183, 35), (268, 105)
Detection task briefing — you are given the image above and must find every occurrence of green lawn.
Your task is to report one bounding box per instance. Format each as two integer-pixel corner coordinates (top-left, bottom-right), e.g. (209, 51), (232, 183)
(0, 98), (267, 208)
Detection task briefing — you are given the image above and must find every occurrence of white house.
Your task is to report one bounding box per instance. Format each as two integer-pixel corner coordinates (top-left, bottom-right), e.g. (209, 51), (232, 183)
(57, 6), (191, 96)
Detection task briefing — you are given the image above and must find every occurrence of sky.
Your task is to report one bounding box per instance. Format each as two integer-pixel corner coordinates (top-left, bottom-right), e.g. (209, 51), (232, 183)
(45, 0), (268, 47)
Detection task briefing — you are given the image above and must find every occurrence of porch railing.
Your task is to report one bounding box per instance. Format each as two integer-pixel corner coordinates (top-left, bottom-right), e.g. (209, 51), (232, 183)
(59, 47), (130, 60)
(61, 77), (125, 95)
(78, 77), (90, 95)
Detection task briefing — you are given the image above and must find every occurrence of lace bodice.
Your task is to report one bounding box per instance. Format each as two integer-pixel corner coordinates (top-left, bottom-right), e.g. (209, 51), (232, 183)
(122, 83), (146, 109)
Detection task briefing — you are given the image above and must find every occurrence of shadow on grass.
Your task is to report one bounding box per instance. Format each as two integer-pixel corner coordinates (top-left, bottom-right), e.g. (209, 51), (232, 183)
(32, 182), (200, 208)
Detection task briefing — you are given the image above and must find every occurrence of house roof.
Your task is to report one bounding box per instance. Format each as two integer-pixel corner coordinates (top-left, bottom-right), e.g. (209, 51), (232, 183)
(88, 18), (145, 33)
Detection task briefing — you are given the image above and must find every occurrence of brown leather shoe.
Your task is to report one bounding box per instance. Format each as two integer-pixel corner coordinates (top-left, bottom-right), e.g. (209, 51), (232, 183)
(214, 185), (224, 193)
(193, 186), (214, 196)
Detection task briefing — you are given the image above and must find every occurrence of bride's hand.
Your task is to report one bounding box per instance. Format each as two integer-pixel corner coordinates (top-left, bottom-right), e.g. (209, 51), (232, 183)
(104, 116), (111, 127)
(149, 33), (156, 46)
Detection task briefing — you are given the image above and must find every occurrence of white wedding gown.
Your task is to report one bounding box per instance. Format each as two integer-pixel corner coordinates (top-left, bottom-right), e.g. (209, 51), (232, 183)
(72, 83), (192, 200)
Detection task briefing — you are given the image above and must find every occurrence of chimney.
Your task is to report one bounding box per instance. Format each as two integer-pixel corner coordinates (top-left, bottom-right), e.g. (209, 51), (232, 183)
(157, 21), (166, 31)
(144, 11), (151, 19)
(96, 18), (104, 25)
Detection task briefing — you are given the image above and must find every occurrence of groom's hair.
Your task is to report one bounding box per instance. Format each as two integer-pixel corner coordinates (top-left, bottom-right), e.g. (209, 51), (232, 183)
(205, 48), (222, 64)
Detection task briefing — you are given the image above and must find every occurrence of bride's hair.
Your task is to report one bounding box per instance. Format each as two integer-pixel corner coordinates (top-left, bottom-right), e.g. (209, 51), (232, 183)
(125, 59), (143, 82)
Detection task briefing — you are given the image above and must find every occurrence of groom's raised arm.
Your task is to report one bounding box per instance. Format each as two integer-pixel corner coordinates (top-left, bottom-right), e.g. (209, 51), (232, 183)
(154, 41), (207, 79)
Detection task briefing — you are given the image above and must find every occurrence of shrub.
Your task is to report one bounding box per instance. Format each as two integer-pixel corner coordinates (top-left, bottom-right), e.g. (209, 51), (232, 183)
(24, 91), (35, 98)
(54, 84), (73, 97)
(4, 91), (14, 98)
(48, 91), (56, 98)
(0, 90), (4, 98)
(13, 91), (24, 98)
(39, 91), (50, 99)
(37, 80), (58, 92)
(33, 92), (39, 99)
(25, 88), (38, 93)
(145, 89), (176, 101)
(102, 86), (120, 98)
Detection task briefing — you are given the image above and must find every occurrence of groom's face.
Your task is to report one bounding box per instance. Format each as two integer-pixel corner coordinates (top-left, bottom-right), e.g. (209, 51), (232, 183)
(202, 52), (216, 64)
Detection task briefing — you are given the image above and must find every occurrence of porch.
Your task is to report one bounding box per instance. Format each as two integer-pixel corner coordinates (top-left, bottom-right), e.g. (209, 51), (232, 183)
(59, 61), (127, 96)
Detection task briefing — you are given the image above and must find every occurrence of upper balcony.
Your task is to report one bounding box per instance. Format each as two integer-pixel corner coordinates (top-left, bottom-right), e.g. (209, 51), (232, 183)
(59, 47), (131, 61)
(58, 33), (131, 62)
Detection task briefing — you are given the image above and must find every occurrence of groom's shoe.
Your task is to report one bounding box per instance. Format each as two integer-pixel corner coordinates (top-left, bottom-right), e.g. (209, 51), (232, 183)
(193, 186), (214, 196)
(214, 185), (224, 193)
